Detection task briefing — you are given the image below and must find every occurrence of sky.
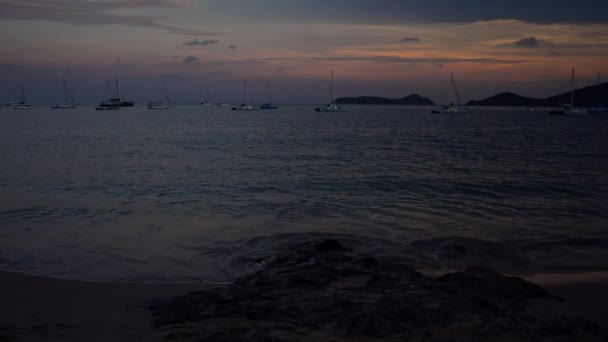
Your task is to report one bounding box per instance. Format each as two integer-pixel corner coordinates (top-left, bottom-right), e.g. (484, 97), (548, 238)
(1, 0), (608, 104)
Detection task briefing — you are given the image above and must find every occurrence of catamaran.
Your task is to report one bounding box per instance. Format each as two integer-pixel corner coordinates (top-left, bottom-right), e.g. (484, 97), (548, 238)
(432, 73), (468, 113)
(96, 80), (120, 111)
(550, 68), (586, 115)
(232, 78), (259, 110)
(98, 57), (134, 108)
(315, 70), (348, 112)
(51, 76), (77, 109)
(148, 78), (172, 109)
(13, 84), (32, 109)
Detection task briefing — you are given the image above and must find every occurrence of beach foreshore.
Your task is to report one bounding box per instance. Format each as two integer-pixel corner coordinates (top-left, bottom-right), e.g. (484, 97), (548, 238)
(1, 253), (607, 341)
(0, 271), (210, 341)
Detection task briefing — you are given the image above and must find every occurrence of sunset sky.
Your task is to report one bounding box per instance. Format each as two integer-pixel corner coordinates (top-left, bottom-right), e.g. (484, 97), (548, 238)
(1, 0), (608, 104)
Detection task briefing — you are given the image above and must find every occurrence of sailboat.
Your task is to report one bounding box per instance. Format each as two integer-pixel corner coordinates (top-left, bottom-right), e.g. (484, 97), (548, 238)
(432, 73), (467, 113)
(260, 80), (278, 110)
(315, 70), (348, 112)
(51, 76), (77, 109)
(201, 90), (213, 106)
(588, 72), (608, 113)
(550, 68), (586, 115)
(13, 84), (32, 109)
(98, 57), (134, 108)
(148, 78), (172, 109)
(96, 80), (119, 111)
(231, 78), (258, 110)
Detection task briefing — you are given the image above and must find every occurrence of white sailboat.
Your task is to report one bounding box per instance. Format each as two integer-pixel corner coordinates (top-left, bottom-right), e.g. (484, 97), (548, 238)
(315, 70), (348, 112)
(201, 90), (213, 106)
(587, 72), (608, 113)
(13, 84), (32, 109)
(232, 78), (258, 110)
(51, 76), (77, 109)
(148, 78), (171, 109)
(432, 73), (467, 113)
(550, 68), (586, 115)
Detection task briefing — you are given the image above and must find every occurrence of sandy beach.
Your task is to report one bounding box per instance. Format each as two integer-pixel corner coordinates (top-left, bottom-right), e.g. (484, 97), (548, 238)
(2, 252), (607, 341)
(0, 271), (209, 341)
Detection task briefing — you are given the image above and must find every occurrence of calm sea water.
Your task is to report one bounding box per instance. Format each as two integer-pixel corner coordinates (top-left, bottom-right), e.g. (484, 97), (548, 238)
(1, 105), (607, 282)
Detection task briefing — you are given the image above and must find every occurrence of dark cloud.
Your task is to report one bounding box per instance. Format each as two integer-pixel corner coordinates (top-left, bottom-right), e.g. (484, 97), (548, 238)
(183, 56), (199, 64)
(184, 39), (220, 47)
(0, 0), (222, 35)
(499, 37), (599, 51)
(400, 37), (421, 43)
(228, 45), (238, 50)
(202, 0), (608, 24)
(514, 37), (541, 48)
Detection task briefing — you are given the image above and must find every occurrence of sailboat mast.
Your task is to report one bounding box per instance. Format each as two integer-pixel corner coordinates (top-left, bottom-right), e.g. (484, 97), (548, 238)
(161, 78), (171, 107)
(267, 80), (272, 103)
(115, 57), (122, 100)
(451, 73), (462, 106)
(67, 81), (75, 105)
(20, 83), (25, 103)
(330, 70), (335, 105)
(597, 72), (602, 106)
(106, 80), (113, 100)
(244, 78), (249, 105)
(62, 76), (68, 104)
(570, 67), (575, 107)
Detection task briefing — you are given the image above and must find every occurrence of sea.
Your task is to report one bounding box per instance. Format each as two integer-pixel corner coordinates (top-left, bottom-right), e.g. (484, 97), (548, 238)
(1, 105), (607, 283)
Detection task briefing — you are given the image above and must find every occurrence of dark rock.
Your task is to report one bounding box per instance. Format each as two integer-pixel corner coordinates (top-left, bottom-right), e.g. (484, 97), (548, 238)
(164, 331), (196, 340)
(314, 239), (347, 253)
(151, 238), (608, 341)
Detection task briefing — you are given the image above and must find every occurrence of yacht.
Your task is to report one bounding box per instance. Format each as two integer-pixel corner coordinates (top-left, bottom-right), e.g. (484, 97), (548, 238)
(201, 90), (213, 106)
(315, 70), (348, 112)
(260, 80), (278, 110)
(148, 78), (171, 110)
(432, 73), (468, 113)
(232, 78), (259, 110)
(51, 76), (77, 109)
(13, 84), (31, 109)
(96, 80), (120, 110)
(98, 57), (134, 108)
(587, 72), (608, 113)
(550, 68), (587, 115)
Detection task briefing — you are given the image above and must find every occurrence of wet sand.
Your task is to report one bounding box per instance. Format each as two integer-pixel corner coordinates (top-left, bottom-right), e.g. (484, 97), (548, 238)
(0, 271), (211, 341)
(1, 268), (606, 341)
(530, 281), (608, 330)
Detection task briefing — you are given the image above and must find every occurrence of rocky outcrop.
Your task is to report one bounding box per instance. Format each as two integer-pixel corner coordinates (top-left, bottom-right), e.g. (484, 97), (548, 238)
(151, 239), (607, 341)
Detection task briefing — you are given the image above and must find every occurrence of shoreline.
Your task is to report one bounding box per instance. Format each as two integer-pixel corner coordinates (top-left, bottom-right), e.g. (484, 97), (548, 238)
(0, 271), (211, 341)
(2, 267), (607, 340)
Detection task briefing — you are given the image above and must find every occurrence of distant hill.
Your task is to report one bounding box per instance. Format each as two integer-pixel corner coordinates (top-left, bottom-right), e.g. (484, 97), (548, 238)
(467, 82), (608, 107)
(336, 94), (434, 105)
